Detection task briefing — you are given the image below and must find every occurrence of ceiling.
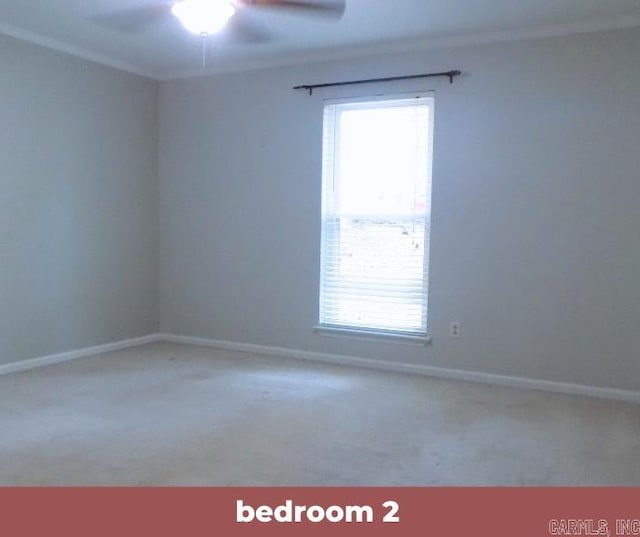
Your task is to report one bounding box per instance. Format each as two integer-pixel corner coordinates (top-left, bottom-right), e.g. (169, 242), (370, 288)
(1, 0), (640, 80)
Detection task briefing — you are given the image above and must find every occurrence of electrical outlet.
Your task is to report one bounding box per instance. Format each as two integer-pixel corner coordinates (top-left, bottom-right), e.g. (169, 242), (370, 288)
(450, 321), (461, 338)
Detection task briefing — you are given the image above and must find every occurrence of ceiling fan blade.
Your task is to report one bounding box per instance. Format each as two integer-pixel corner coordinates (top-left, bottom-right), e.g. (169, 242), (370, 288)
(89, 3), (173, 34)
(244, 0), (346, 20)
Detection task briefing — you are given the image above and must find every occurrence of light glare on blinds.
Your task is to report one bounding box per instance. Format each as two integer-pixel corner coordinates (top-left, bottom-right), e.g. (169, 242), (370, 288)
(319, 95), (433, 335)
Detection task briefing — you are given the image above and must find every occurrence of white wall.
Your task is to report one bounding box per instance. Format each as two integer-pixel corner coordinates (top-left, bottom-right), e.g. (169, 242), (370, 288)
(0, 35), (159, 365)
(158, 27), (640, 391)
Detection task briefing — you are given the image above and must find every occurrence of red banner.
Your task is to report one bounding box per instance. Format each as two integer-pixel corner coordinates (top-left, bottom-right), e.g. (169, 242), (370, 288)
(1, 488), (639, 536)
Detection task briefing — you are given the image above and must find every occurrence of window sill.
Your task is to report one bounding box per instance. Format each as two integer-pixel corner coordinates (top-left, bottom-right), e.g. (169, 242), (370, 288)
(313, 325), (431, 346)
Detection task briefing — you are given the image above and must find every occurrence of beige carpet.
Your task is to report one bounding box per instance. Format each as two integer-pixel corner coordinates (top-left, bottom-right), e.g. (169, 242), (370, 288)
(0, 342), (638, 485)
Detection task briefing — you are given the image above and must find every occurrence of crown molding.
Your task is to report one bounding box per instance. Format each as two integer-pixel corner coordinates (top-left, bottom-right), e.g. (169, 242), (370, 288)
(2, 15), (640, 82)
(0, 22), (158, 80)
(160, 15), (640, 80)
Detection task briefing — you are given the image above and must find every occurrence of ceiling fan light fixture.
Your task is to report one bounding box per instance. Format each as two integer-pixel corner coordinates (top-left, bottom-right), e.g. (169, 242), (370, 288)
(171, 0), (236, 36)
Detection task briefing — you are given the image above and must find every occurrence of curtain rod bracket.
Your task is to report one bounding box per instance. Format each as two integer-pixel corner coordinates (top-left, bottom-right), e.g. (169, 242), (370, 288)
(293, 70), (462, 95)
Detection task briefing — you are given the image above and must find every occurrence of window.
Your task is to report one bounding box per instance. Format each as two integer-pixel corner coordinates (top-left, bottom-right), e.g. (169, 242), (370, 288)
(318, 94), (434, 339)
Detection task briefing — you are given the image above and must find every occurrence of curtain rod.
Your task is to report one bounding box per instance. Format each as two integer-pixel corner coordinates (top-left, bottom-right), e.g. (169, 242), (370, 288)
(293, 70), (462, 95)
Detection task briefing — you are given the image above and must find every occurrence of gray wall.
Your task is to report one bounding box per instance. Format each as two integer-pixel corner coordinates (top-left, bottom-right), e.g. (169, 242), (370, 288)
(158, 27), (640, 391)
(0, 35), (159, 365)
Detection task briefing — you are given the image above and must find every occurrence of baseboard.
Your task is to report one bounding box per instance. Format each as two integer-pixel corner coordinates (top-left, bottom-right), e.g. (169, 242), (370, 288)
(0, 334), (163, 376)
(4, 332), (639, 405)
(157, 333), (640, 404)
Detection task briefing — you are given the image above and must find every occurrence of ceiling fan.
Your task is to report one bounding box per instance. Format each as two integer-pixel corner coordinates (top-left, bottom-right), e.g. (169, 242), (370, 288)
(91, 0), (346, 41)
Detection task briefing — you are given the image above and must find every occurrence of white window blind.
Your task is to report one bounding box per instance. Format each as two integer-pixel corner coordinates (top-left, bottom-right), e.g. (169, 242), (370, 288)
(319, 95), (434, 336)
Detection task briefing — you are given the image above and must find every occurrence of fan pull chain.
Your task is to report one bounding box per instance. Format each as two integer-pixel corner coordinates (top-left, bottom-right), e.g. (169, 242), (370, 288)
(201, 33), (208, 68)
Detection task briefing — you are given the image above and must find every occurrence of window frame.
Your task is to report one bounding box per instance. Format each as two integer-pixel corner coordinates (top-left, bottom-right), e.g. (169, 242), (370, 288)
(316, 92), (435, 344)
